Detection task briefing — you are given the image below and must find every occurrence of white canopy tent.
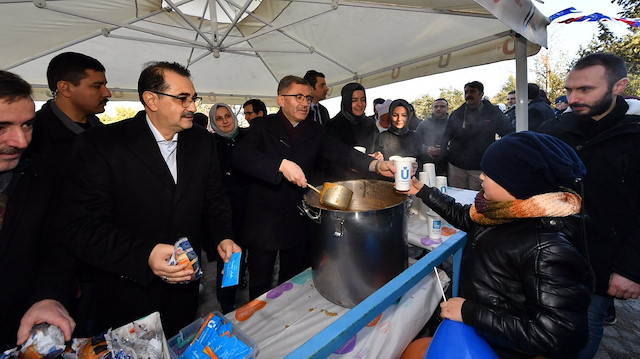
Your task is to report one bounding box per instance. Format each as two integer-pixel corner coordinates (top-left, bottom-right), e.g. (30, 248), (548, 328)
(1, 0), (548, 111)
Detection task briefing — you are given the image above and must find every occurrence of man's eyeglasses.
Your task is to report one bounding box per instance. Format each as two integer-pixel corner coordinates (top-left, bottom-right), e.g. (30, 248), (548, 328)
(244, 111), (255, 116)
(281, 94), (313, 103)
(150, 91), (202, 108)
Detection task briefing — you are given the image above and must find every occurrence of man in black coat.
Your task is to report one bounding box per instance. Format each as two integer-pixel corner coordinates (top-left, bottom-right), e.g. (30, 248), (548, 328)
(303, 70), (330, 125)
(416, 98), (449, 175)
(527, 83), (555, 131)
(233, 75), (395, 299)
(29, 52), (110, 164)
(439, 81), (514, 190)
(540, 52), (640, 358)
(63, 62), (240, 337)
(0, 71), (76, 351)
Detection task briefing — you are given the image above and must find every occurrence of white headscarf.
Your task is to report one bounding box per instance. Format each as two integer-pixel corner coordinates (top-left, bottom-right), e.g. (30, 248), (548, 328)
(209, 103), (239, 139)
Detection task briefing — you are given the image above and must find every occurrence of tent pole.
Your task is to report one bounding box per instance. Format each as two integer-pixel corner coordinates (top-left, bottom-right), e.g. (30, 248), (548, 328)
(217, 0), (253, 45)
(515, 34), (528, 132)
(164, 0), (215, 47)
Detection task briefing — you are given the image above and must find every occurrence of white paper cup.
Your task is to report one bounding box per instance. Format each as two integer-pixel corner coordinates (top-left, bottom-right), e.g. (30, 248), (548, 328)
(435, 176), (448, 194)
(389, 155), (402, 161)
(354, 146), (366, 153)
(423, 163), (435, 174)
(423, 163), (436, 187)
(428, 213), (442, 239)
(393, 157), (415, 191)
(418, 171), (428, 185)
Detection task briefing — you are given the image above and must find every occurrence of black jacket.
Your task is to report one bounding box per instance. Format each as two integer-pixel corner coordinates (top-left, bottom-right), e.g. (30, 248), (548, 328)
(528, 98), (556, 131)
(417, 186), (591, 358)
(325, 112), (378, 154)
(375, 130), (423, 162)
(0, 158), (76, 350)
(232, 111), (374, 251)
(440, 100), (513, 170)
(213, 129), (250, 248)
(29, 99), (103, 164)
(305, 102), (330, 126)
(64, 111), (233, 336)
(540, 96), (640, 294)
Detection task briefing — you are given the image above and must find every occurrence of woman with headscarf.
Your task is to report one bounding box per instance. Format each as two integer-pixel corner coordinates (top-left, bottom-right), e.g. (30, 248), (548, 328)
(375, 99), (424, 162)
(318, 83), (382, 182)
(325, 83), (380, 156)
(208, 103), (249, 313)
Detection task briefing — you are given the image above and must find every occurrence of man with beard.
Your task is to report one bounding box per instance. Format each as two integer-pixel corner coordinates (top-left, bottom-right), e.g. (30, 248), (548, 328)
(541, 52), (640, 358)
(30, 52), (111, 164)
(63, 62), (240, 336)
(440, 81), (513, 190)
(416, 98), (449, 175)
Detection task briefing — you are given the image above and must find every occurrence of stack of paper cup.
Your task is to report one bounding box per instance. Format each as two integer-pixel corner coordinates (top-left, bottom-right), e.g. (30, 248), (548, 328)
(428, 213), (442, 239)
(393, 157), (415, 191)
(417, 172), (431, 217)
(423, 163), (436, 187)
(435, 176), (448, 194)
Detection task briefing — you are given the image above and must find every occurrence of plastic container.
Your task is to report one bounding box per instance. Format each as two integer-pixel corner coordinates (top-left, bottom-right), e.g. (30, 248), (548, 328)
(168, 312), (258, 359)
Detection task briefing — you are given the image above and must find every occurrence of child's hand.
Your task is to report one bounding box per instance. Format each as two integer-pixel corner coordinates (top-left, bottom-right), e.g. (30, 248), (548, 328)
(396, 177), (424, 195)
(440, 297), (465, 322)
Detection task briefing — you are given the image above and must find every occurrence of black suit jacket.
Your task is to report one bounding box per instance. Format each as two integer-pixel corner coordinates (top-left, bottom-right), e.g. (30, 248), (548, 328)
(64, 111), (233, 336)
(306, 102), (330, 125)
(29, 100), (103, 164)
(232, 111), (373, 251)
(0, 158), (76, 350)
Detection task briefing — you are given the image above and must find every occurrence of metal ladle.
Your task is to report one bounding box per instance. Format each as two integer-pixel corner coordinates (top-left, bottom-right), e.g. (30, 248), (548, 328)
(308, 182), (354, 210)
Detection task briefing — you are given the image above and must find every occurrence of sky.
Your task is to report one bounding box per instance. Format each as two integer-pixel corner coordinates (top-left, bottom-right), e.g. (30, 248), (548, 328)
(319, 0), (630, 116)
(80, 0), (631, 119)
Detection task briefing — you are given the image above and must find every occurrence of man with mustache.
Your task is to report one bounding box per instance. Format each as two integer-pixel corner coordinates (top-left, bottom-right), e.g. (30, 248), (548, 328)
(0, 70), (76, 351)
(63, 62), (240, 336)
(439, 81), (513, 190)
(541, 52), (640, 358)
(30, 52), (111, 162)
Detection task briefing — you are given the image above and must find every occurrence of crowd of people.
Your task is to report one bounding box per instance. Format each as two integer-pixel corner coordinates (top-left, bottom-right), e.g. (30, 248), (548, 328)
(1, 51), (638, 359)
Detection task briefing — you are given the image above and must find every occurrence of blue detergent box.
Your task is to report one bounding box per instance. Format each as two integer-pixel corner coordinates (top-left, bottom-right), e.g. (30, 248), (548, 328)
(221, 252), (241, 288)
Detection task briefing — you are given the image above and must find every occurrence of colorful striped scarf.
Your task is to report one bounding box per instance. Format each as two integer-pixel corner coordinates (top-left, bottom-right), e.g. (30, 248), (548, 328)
(470, 190), (582, 226)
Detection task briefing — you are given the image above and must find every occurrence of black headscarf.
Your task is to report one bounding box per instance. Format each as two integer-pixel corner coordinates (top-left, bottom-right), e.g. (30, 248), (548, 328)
(340, 83), (368, 124)
(387, 99), (413, 136)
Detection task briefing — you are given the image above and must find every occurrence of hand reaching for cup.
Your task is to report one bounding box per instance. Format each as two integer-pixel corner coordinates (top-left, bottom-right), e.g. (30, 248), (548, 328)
(396, 177), (425, 195)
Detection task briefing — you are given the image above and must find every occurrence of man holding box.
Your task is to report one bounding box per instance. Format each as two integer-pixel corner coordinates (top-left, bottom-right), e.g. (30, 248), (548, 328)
(63, 62), (240, 336)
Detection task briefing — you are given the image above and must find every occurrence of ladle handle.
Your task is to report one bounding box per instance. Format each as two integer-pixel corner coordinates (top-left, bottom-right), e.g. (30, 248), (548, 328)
(307, 184), (321, 194)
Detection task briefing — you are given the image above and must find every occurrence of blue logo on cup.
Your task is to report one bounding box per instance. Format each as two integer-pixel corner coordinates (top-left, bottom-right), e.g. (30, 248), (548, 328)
(401, 166), (410, 180)
(433, 220), (442, 230)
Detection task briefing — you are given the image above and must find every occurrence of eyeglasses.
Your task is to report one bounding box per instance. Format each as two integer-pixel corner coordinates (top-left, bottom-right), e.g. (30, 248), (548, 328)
(244, 111), (255, 116)
(150, 91), (202, 108)
(281, 94), (313, 103)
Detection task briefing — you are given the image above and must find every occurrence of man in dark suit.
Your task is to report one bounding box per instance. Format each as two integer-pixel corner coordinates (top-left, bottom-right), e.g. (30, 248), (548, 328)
(303, 70), (330, 125)
(0, 70), (76, 350)
(233, 75), (395, 299)
(30, 52), (110, 163)
(64, 62), (240, 336)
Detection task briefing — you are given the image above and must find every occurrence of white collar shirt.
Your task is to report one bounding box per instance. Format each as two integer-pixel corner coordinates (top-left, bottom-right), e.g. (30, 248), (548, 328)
(146, 114), (179, 183)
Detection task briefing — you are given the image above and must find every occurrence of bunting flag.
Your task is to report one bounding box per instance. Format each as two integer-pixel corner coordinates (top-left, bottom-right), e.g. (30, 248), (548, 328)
(549, 7), (640, 28)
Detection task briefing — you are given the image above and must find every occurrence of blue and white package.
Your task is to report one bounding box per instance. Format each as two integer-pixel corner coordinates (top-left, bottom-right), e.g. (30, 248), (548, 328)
(169, 237), (203, 280)
(221, 252), (241, 288)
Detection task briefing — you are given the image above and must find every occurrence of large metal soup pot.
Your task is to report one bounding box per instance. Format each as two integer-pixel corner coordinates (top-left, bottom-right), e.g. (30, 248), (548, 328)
(301, 179), (408, 308)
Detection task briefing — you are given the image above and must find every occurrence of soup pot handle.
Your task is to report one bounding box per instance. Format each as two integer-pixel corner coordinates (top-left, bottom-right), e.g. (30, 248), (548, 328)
(298, 200), (322, 223)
